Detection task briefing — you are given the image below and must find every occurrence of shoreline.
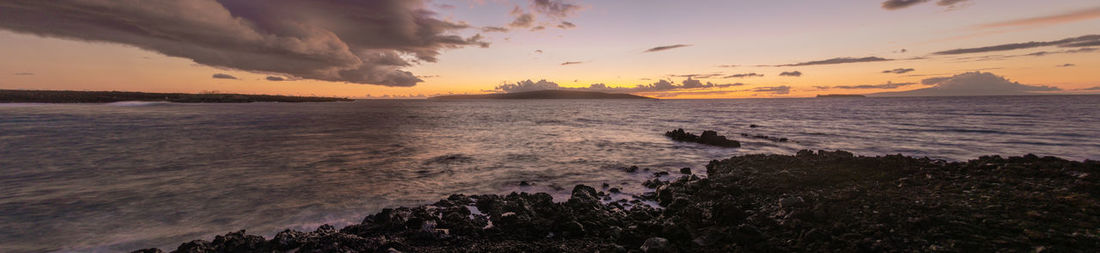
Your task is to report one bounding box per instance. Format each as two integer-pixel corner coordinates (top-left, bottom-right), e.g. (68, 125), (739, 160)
(134, 150), (1099, 252)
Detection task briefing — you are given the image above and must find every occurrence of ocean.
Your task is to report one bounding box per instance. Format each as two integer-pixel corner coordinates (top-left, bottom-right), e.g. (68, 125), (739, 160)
(1, 96), (1098, 252)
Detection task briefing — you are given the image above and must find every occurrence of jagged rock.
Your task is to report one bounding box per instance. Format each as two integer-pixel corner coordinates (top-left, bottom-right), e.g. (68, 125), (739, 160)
(680, 167), (691, 174)
(665, 129), (740, 147)
(640, 237), (671, 253)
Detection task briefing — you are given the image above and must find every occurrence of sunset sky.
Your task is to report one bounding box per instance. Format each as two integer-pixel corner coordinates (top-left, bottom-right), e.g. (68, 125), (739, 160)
(1, 0), (1098, 98)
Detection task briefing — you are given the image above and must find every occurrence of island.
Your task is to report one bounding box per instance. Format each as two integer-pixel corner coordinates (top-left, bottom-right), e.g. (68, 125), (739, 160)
(0, 89), (352, 103)
(430, 90), (653, 100)
(816, 94), (866, 98)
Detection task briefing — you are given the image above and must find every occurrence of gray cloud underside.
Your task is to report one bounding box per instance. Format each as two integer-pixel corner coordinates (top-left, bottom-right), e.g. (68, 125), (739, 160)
(266, 76), (286, 81)
(212, 73), (238, 79)
(0, 0), (488, 87)
(482, 26), (510, 32)
(644, 44), (691, 53)
(495, 79), (743, 94)
(933, 34), (1100, 55)
(532, 0), (582, 18)
(776, 57), (890, 67)
(873, 72), (1060, 97)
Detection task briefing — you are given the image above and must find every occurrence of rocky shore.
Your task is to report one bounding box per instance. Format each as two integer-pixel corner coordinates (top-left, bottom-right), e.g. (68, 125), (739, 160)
(136, 151), (1098, 252)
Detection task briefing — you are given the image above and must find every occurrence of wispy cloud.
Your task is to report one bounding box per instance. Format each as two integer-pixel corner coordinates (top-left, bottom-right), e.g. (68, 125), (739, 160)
(560, 61), (584, 66)
(933, 34), (1100, 55)
(882, 68), (915, 74)
(495, 78), (742, 93)
(723, 73), (764, 78)
(266, 76), (286, 81)
(752, 86), (791, 95)
(212, 73), (238, 80)
(775, 57), (890, 67)
(557, 21), (576, 29)
(482, 26), (509, 32)
(1058, 63), (1076, 67)
(13, 72), (34, 76)
(980, 7), (1100, 29)
(644, 44), (691, 53)
(779, 71), (802, 77)
(882, 0), (969, 10)
(827, 82), (917, 90)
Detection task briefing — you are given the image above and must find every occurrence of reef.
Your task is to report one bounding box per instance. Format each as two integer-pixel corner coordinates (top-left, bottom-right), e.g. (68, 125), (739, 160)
(136, 151), (1099, 252)
(664, 129), (741, 148)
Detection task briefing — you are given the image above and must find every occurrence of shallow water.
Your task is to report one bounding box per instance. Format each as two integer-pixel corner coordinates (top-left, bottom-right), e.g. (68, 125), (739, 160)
(1, 96), (1098, 252)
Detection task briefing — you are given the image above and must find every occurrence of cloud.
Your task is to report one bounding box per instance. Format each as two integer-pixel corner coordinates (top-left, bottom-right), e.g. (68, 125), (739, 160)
(266, 76), (286, 81)
(779, 71), (803, 77)
(510, 8), (537, 28)
(495, 78), (742, 93)
(752, 86), (791, 95)
(0, 0), (488, 87)
(675, 73), (725, 79)
(717, 64), (739, 68)
(1058, 63), (1076, 67)
(561, 61), (583, 65)
(482, 26), (510, 32)
(531, 0), (582, 18)
(530, 26), (546, 31)
(212, 73), (238, 80)
(534, 50), (543, 54)
(980, 7), (1100, 29)
(828, 82), (917, 89)
(435, 4), (456, 10)
(882, 68), (915, 74)
(776, 57), (890, 67)
(882, 0), (929, 10)
(873, 72), (1061, 97)
(557, 21), (576, 29)
(882, 0), (968, 10)
(724, 73), (764, 78)
(933, 34), (1100, 55)
(1080, 86), (1100, 91)
(13, 72), (33, 76)
(644, 44), (691, 53)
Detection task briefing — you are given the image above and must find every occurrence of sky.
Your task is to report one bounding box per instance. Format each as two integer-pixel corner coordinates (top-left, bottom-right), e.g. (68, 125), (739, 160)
(0, 0), (1098, 98)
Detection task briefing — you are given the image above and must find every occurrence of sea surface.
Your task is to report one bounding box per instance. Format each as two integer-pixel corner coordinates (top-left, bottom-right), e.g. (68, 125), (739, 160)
(1, 96), (1098, 252)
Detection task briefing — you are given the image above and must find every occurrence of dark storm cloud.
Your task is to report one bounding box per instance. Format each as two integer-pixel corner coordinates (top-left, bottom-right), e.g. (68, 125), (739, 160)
(557, 21), (576, 29)
(495, 78), (742, 93)
(266, 76), (286, 81)
(882, 68), (915, 74)
(561, 61), (583, 65)
(644, 44), (692, 53)
(775, 57), (890, 67)
(779, 71), (803, 77)
(482, 26), (510, 33)
(752, 86), (791, 95)
(0, 0), (487, 87)
(933, 34), (1100, 55)
(532, 0), (582, 18)
(828, 82), (917, 90)
(212, 73), (238, 80)
(724, 73), (764, 78)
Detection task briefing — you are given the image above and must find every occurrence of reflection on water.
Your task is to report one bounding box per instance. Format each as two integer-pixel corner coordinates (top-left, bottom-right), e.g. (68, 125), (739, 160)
(1, 96), (1098, 252)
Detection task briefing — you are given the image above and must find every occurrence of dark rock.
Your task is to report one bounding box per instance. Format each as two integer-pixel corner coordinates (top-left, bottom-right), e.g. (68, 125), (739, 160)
(665, 128), (740, 148)
(625, 166), (639, 173)
(519, 181), (531, 186)
(750, 124), (760, 128)
(680, 167), (691, 174)
(130, 249), (163, 253)
(609, 187), (621, 193)
(640, 237), (671, 253)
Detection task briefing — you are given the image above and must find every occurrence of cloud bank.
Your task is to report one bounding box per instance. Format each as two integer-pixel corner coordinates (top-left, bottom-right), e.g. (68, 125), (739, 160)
(873, 72), (1060, 97)
(779, 71), (803, 77)
(0, 0), (487, 87)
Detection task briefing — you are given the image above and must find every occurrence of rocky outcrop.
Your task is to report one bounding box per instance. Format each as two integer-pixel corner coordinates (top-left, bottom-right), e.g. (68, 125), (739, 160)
(664, 129), (741, 148)
(138, 151), (1099, 252)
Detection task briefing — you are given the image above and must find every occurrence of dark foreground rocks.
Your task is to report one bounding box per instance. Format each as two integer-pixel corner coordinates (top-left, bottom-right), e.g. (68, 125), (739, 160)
(139, 151), (1099, 252)
(664, 129), (740, 148)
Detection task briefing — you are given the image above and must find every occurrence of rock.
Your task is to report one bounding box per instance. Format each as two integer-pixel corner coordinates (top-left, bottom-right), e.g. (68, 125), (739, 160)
(609, 187), (621, 193)
(519, 181), (531, 186)
(625, 166), (639, 173)
(680, 167), (692, 174)
(130, 249), (163, 253)
(570, 184), (600, 204)
(640, 237), (671, 253)
(750, 124), (760, 128)
(665, 129), (740, 148)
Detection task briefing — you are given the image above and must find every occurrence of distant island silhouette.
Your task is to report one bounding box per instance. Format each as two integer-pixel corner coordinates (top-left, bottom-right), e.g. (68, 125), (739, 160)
(431, 90), (653, 99)
(816, 94), (866, 98)
(0, 89), (351, 103)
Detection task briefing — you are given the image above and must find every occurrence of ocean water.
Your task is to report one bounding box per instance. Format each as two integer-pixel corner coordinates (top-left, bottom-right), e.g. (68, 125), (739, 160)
(1, 96), (1098, 252)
